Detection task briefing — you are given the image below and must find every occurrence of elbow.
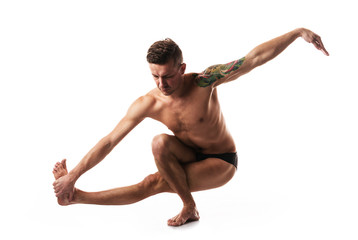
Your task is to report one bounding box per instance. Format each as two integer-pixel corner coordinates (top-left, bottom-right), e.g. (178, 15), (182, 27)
(92, 137), (114, 160)
(244, 51), (262, 72)
(100, 137), (114, 153)
(250, 51), (270, 68)
(247, 45), (278, 68)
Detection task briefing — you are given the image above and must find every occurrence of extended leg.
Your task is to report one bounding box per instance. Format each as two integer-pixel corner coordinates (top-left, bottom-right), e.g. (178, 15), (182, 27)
(53, 161), (171, 205)
(73, 173), (171, 205)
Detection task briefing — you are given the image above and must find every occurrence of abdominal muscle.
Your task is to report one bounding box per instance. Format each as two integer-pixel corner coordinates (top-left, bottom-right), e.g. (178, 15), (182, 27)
(173, 120), (236, 154)
(158, 101), (236, 154)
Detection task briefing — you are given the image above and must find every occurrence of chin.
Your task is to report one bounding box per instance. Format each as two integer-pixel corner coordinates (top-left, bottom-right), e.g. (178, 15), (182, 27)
(161, 89), (173, 96)
(162, 91), (173, 96)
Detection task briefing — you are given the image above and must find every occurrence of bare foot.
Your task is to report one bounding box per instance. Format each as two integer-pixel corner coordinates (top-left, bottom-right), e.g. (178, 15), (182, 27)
(53, 159), (68, 179)
(167, 205), (200, 226)
(52, 159), (74, 206)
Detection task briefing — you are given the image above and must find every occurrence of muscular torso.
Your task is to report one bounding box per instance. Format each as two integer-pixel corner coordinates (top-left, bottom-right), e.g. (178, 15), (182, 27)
(146, 73), (236, 154)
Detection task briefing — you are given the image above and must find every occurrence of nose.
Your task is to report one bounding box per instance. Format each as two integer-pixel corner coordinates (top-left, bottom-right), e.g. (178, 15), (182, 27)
(158, 78), (167, 88)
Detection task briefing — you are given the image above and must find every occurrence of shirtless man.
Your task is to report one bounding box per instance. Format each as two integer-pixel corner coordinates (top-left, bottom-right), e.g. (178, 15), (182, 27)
(53, 28), (329, 226)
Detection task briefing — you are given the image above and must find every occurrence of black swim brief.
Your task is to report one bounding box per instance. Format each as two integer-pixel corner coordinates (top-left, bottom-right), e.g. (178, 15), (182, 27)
(196, 152), (238, 169)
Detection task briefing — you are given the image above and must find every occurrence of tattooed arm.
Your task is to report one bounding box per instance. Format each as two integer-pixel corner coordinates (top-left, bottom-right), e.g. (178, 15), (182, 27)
(195, 28), (329, 88)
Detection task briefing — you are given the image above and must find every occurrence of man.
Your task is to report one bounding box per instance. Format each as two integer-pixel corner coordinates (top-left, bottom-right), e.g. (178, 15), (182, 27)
(53, 28), (329, 226)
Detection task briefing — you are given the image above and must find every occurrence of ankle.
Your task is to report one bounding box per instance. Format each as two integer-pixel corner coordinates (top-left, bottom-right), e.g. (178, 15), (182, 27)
(183, 201), (196, 210)
(69, 188), (80, 204)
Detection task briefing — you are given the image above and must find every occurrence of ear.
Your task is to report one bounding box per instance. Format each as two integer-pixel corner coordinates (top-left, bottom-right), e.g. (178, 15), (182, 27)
(180, 63), (186, 74)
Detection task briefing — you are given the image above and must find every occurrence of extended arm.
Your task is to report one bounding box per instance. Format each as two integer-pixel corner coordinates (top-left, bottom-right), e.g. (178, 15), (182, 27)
(195, 28), (329, 87)
(53, 95), (155, 199)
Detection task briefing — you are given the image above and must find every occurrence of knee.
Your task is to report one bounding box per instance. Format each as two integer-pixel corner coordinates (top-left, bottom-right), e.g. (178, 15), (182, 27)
(151, 134), (171, 158)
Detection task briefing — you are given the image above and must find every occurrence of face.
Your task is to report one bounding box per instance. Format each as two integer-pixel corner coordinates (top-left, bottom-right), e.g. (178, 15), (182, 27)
(149, 60), (186, 96)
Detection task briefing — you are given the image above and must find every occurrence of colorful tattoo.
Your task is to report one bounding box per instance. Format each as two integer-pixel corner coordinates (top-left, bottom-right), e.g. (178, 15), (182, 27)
(195, 57), (245, 87)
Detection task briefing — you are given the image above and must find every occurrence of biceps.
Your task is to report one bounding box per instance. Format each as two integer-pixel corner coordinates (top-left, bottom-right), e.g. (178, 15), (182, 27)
(196, 57), (246, 87)
(107, 117), (139, 148)
(107, 97), (150, 146)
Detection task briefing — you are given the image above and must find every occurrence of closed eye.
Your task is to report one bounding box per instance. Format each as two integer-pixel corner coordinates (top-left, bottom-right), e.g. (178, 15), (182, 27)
(163, 75), (174, 79)
(152, 75), (174, 79)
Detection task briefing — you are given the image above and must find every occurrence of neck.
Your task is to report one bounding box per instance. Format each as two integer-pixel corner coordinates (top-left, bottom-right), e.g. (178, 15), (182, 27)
(167, 75), (187, 99)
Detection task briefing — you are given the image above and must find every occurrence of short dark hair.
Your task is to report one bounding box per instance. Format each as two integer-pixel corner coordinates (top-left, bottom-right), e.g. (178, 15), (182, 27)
(146, 38), (183, 66)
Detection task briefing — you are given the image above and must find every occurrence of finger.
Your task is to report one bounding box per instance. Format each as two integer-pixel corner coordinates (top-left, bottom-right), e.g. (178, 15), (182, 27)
(318, 40), (329, 56)
(54, 185), (60, 193)
(314, 36), (329, 56)
(320, 47), (329, 56)
(56, 189), (63, 197)
(312, 40), (326, 56)
(313, 40), (321, 50)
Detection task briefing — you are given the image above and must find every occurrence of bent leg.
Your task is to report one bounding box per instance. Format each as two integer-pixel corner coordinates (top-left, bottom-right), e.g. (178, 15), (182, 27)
(151, 134), (236, 226)
(152, 134), (200, 226)
(184, 158), (236, 192)
(166, 157), (236, 226)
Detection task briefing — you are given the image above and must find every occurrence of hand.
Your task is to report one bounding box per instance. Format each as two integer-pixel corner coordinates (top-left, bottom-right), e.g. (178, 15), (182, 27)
(53, 173), (75, 201)
(300, 28), (329, 56)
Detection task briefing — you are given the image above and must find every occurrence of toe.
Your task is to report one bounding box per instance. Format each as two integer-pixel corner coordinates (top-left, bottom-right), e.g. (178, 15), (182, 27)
(58, 164), (63, 171)
(61, 159), (67, 169)
(168, 214), (183, 226)
(167, 216), (176, 226)
(167, 219), (176, 226)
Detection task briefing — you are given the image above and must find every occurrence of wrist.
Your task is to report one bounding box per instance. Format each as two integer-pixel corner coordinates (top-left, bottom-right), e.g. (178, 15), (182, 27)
(295, 28), (305, 37)
(68, 170), (79, 184)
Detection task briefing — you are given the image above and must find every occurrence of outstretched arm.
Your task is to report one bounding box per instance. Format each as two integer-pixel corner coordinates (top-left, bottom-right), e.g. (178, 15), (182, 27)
(245, 27), (329, 69)
(53, 95), (155, 200)
(195, 28), (329, 87)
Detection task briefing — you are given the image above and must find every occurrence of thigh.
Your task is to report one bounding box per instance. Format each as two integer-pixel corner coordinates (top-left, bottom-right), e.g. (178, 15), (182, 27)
(183, 158), (237, 192)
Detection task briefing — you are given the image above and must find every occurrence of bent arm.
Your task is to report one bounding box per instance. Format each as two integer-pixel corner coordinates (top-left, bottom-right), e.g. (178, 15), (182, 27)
(196, 28), (329, 87)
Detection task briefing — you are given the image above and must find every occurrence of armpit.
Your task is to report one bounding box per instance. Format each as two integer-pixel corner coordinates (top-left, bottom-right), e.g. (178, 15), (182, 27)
(195, 57), (245, 87)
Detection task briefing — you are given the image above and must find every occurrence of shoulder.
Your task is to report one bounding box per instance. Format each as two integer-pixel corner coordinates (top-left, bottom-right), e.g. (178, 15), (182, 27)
(185, 72), (213, 88)
(126, 92), (158, 120)
(135, 92), (156, 106)
(190, 65), (225, 88)
(135, 91), (158, 111)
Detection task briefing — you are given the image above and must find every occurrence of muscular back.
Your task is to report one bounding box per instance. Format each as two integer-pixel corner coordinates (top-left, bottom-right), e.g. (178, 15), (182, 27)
(146, 73), (236, 154)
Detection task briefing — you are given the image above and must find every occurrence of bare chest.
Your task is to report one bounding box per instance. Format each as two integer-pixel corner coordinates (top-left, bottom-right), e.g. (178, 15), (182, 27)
(162, 100), (208, 133)
(151, 87), (224, 150)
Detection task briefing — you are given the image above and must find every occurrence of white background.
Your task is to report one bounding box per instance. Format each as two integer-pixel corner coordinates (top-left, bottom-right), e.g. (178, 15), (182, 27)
(1, 0), (357, 239)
